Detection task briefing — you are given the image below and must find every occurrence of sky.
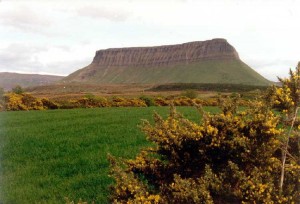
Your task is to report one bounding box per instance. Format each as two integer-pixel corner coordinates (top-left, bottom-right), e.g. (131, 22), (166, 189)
(0, 0), (299, 81)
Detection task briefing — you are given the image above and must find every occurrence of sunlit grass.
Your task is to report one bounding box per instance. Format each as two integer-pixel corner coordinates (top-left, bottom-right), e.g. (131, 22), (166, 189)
(0, 106), (219, 203)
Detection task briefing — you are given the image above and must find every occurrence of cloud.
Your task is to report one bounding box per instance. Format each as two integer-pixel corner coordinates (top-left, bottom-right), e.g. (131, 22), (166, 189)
(244, 58), (299, 81)
(0, 44), (48, 72)
(44, 58), (91, 76)
(0, 5), (51, 33)
(76, 6), (131, 22)
(0, 43), (91, 76)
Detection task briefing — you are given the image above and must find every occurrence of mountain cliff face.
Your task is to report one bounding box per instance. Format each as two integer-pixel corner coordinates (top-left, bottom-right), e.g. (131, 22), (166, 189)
(92, 38), (239, 67)
(64, 39), (270, 85)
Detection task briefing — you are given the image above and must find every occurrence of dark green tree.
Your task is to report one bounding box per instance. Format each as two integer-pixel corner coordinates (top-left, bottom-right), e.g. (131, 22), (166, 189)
(12, 85), (24, 94)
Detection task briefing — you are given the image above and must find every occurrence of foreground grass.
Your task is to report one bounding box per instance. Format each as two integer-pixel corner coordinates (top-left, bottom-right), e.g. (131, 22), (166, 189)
(0, 106), (219, 203)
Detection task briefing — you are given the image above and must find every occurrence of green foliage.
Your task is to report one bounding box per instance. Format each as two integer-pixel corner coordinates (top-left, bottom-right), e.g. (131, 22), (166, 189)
(75, 96), (110, 108)
(150, 83), (269, 92)
(109, 99), (299, 203)
(11, 85), (24, 94)
(139, 95), (155, 107)
(181, 89), (198, 99)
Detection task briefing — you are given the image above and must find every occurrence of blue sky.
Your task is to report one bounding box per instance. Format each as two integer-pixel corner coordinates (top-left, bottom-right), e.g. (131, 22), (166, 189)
(0, 0), (300, 81)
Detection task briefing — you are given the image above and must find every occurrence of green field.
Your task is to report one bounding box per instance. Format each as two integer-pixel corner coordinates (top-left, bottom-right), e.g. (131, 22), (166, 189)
(0, 106), (219, 203)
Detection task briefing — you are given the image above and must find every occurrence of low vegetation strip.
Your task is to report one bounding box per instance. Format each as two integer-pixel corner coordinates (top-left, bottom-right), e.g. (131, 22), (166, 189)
(0, 106), (217, 203)
(1, 91), (252, 111)
(149, 83), (270, 92)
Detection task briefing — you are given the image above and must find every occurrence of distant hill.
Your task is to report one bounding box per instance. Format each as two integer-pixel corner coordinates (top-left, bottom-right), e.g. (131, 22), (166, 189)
(64, 38), (271, 86)
(0, 72), (63, 91)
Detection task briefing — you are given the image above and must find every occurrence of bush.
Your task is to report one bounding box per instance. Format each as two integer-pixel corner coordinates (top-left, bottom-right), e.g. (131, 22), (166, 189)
(139, 95), (155, 107)
(111, 97), (146, 107)
(154, 97), (169, 106)
(3, 93), (57, 111)
(75, 97), (110, 108)
(0, 87), (4, 111)
(41, 98), (60, 109)
(12, 85), (24, 94)
(4, 93), (27, 110)
(181, 89), (198, 99)
(22, 93), (44, 110)
(109, 98), (298, 203)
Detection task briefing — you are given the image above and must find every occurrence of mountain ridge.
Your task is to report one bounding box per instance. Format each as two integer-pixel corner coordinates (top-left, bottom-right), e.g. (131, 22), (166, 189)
(92, 38), (239, 67)
(0, 72), (63, 90)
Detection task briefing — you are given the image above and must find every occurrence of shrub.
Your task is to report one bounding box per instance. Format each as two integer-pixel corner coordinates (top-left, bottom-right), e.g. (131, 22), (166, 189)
(154, 97), (169, 106)
(265, 62), (300, 199)
(41, 98), (60, 109)
(139, 95), (155, 107)
(181, 89), (198, 99)
(75, 97), (110, 108)
(111, 97), (146, 107)
(22, 93), (44, 110)
(59, 100), (78, 109)
(109, 98), (299, 203)
(3, 93), (27, 110)
(4, 93), (45, 110)
(0, 87), (4, 111)
(12, 85), (24, 94)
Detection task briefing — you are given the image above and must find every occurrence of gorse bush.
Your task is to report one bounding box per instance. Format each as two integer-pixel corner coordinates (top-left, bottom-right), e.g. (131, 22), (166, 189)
(112, 96), (147, 107)
(74, 96), (110, 108)
(4, 93), (28, 110)
(267, 62), (300, 121)
(3, 93), (59, 111)
(1, 93), (252, 111)
(109, 97), (299, 203)
(266, 62), (300, 200)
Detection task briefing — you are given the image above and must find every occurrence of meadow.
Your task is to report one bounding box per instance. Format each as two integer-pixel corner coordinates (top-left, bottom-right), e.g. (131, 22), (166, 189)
(0, 106), (219, 203)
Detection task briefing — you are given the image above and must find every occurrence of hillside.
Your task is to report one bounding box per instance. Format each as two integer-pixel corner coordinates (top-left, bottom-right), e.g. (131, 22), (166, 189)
(64, 39), (271, 86)
(0, 72), (63, 90)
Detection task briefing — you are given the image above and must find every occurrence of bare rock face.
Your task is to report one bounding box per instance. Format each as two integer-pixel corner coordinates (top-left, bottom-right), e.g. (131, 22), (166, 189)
(92, 38), (239, 67)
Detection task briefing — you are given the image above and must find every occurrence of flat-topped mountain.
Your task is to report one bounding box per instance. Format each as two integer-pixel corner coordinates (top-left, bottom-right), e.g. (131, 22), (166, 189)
(92, 38), (239, 67)
(64, 39), (270, 85)
(0, 72), (63, 90)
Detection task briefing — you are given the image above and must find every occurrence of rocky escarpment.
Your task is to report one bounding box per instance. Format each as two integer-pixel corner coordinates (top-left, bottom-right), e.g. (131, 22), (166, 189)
(92, 38), (239, 67)
(64, 39), (270, 86)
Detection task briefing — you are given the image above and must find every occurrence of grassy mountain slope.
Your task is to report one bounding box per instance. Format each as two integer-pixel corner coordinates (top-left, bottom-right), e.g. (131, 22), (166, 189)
(65, 59), (271, 86)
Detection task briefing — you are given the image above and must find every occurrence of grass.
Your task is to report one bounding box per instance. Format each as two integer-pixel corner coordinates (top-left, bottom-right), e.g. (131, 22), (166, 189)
(66, 59), (271, 86)
(0, 106), (219, 203)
